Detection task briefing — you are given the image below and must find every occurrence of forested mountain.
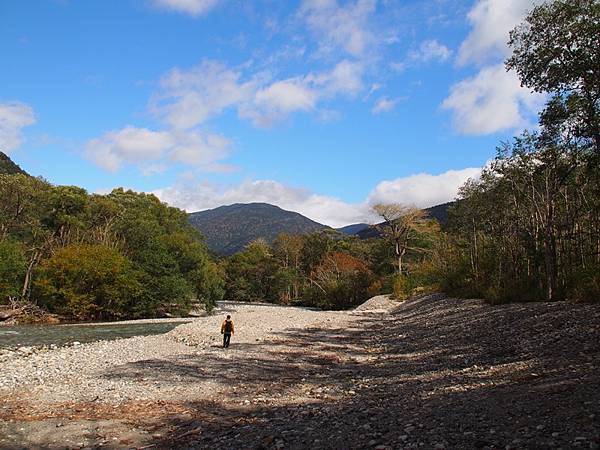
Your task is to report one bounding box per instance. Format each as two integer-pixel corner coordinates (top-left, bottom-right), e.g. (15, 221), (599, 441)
(425, 202), (453, 225)
(0, 152), (28, 176)
(190, 202), (454, 255)
(336, 223), (370, 235)
(188, 203), (329, 255)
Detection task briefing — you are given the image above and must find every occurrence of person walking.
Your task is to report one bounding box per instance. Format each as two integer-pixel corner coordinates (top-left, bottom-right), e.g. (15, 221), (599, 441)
(221, 315), (234, 348)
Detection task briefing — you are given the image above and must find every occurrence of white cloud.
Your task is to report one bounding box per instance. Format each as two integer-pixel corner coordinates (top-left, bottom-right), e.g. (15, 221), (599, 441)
(151, 60), (259, 130)
(240, 79), (317, 127)
(368, 168), (482, 208)
(457, 0), (541, 66)
(169, 130), (232, 168)
(371, 96), (398, 114)
(0, 101), (36, 153)
(443, 0), (545, 135)
(389, 61), (406, 73)
(299, 0), (377, 57)
(239, 61), (364, 127)
(153, 167), (482, 227)
(441, 64), (545, 135)
(152, 0), (220, 17)
(90, 58), (368, 172)
(408, 39), (452, 63)
(307, 60), (364, 97)
(84, 126), (231, 173)
(153, 59), (365, 130)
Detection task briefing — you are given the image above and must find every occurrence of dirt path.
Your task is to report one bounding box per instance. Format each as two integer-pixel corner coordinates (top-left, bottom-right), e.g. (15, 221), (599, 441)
(1, 295), (599, 449)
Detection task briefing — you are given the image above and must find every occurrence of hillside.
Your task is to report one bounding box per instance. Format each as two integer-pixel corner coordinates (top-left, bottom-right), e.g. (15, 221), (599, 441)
(188, 203), (329, 255)
(0, 152), (28, 176)
(426, 201), (453, 224)
(336, 223), (370, 235)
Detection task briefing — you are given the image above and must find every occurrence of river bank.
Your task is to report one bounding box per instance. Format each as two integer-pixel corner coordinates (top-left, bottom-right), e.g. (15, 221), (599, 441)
(0, 301), (325, 350)
(1, 294), (598, 449)
(0, 318), (195, 352)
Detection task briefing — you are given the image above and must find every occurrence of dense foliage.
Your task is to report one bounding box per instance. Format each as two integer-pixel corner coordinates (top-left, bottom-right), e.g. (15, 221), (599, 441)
(429, 0), (600, 304)
(0, 177), (224, 320)
(222, 224), (438, 309)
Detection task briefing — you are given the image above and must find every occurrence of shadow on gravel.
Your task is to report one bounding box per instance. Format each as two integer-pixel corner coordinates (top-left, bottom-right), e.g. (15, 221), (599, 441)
(113, 296), (600, 450)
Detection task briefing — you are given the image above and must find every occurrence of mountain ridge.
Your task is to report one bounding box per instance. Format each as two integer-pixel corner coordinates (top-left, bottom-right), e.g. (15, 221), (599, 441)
(188, 201), (453, 255)
(188, 203), (329, 255)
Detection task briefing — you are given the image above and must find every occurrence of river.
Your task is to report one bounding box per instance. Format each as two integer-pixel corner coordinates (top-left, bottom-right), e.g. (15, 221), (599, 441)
(0, 319), (192, 349)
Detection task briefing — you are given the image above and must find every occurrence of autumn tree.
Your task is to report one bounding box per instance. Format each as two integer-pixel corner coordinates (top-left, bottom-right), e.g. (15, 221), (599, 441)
(372, 204), (427, 274)
(305, 251), (374, 309)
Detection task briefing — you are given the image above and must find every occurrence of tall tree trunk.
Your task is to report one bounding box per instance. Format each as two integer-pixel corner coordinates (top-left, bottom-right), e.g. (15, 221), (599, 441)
(21, 250), (40, 301)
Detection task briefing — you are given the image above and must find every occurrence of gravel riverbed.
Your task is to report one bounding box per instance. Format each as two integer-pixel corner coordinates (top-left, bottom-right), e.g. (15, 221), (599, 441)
(0, 303), (359, 403)
(1, 294), (598, 450)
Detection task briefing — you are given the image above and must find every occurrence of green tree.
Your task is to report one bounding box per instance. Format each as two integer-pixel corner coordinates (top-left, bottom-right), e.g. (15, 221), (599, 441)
(0, 240), (26, 302)
(372, 204), (428, 274)
(507, 0), (600, 154)
(34, 244), (143, 320)
(225, 239), (277, 302)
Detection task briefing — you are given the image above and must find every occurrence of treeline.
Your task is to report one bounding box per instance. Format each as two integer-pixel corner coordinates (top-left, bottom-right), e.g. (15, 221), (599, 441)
(222, 218), (438, 309)
(428, 0), (600, 304)
(0, 175), (224, 320)
(2, 0), (596, 317)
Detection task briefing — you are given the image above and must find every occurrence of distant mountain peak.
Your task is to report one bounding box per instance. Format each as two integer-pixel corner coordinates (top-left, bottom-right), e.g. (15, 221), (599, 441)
(188, 203), (328, 255)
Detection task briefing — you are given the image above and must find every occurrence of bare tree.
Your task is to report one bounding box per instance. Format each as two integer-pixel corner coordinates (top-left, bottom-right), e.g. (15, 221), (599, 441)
(372, 203), (427, 274)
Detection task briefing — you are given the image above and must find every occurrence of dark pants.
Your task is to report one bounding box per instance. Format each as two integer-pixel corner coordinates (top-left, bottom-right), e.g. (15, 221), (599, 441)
(223, 333), (231, 348)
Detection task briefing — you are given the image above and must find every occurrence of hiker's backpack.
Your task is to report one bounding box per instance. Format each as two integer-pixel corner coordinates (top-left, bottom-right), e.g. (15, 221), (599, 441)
(224, 320), (233, 333)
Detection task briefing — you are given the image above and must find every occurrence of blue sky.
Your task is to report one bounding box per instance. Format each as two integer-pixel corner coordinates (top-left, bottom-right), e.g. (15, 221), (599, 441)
(0, 0), (544, 226)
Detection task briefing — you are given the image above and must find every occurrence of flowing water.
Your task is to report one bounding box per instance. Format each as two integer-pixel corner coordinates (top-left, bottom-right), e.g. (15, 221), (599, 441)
(0, 320), (191, 348)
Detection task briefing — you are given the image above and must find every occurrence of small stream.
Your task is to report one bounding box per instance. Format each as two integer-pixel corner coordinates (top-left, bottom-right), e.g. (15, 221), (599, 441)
(0, 320), (191, 349)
